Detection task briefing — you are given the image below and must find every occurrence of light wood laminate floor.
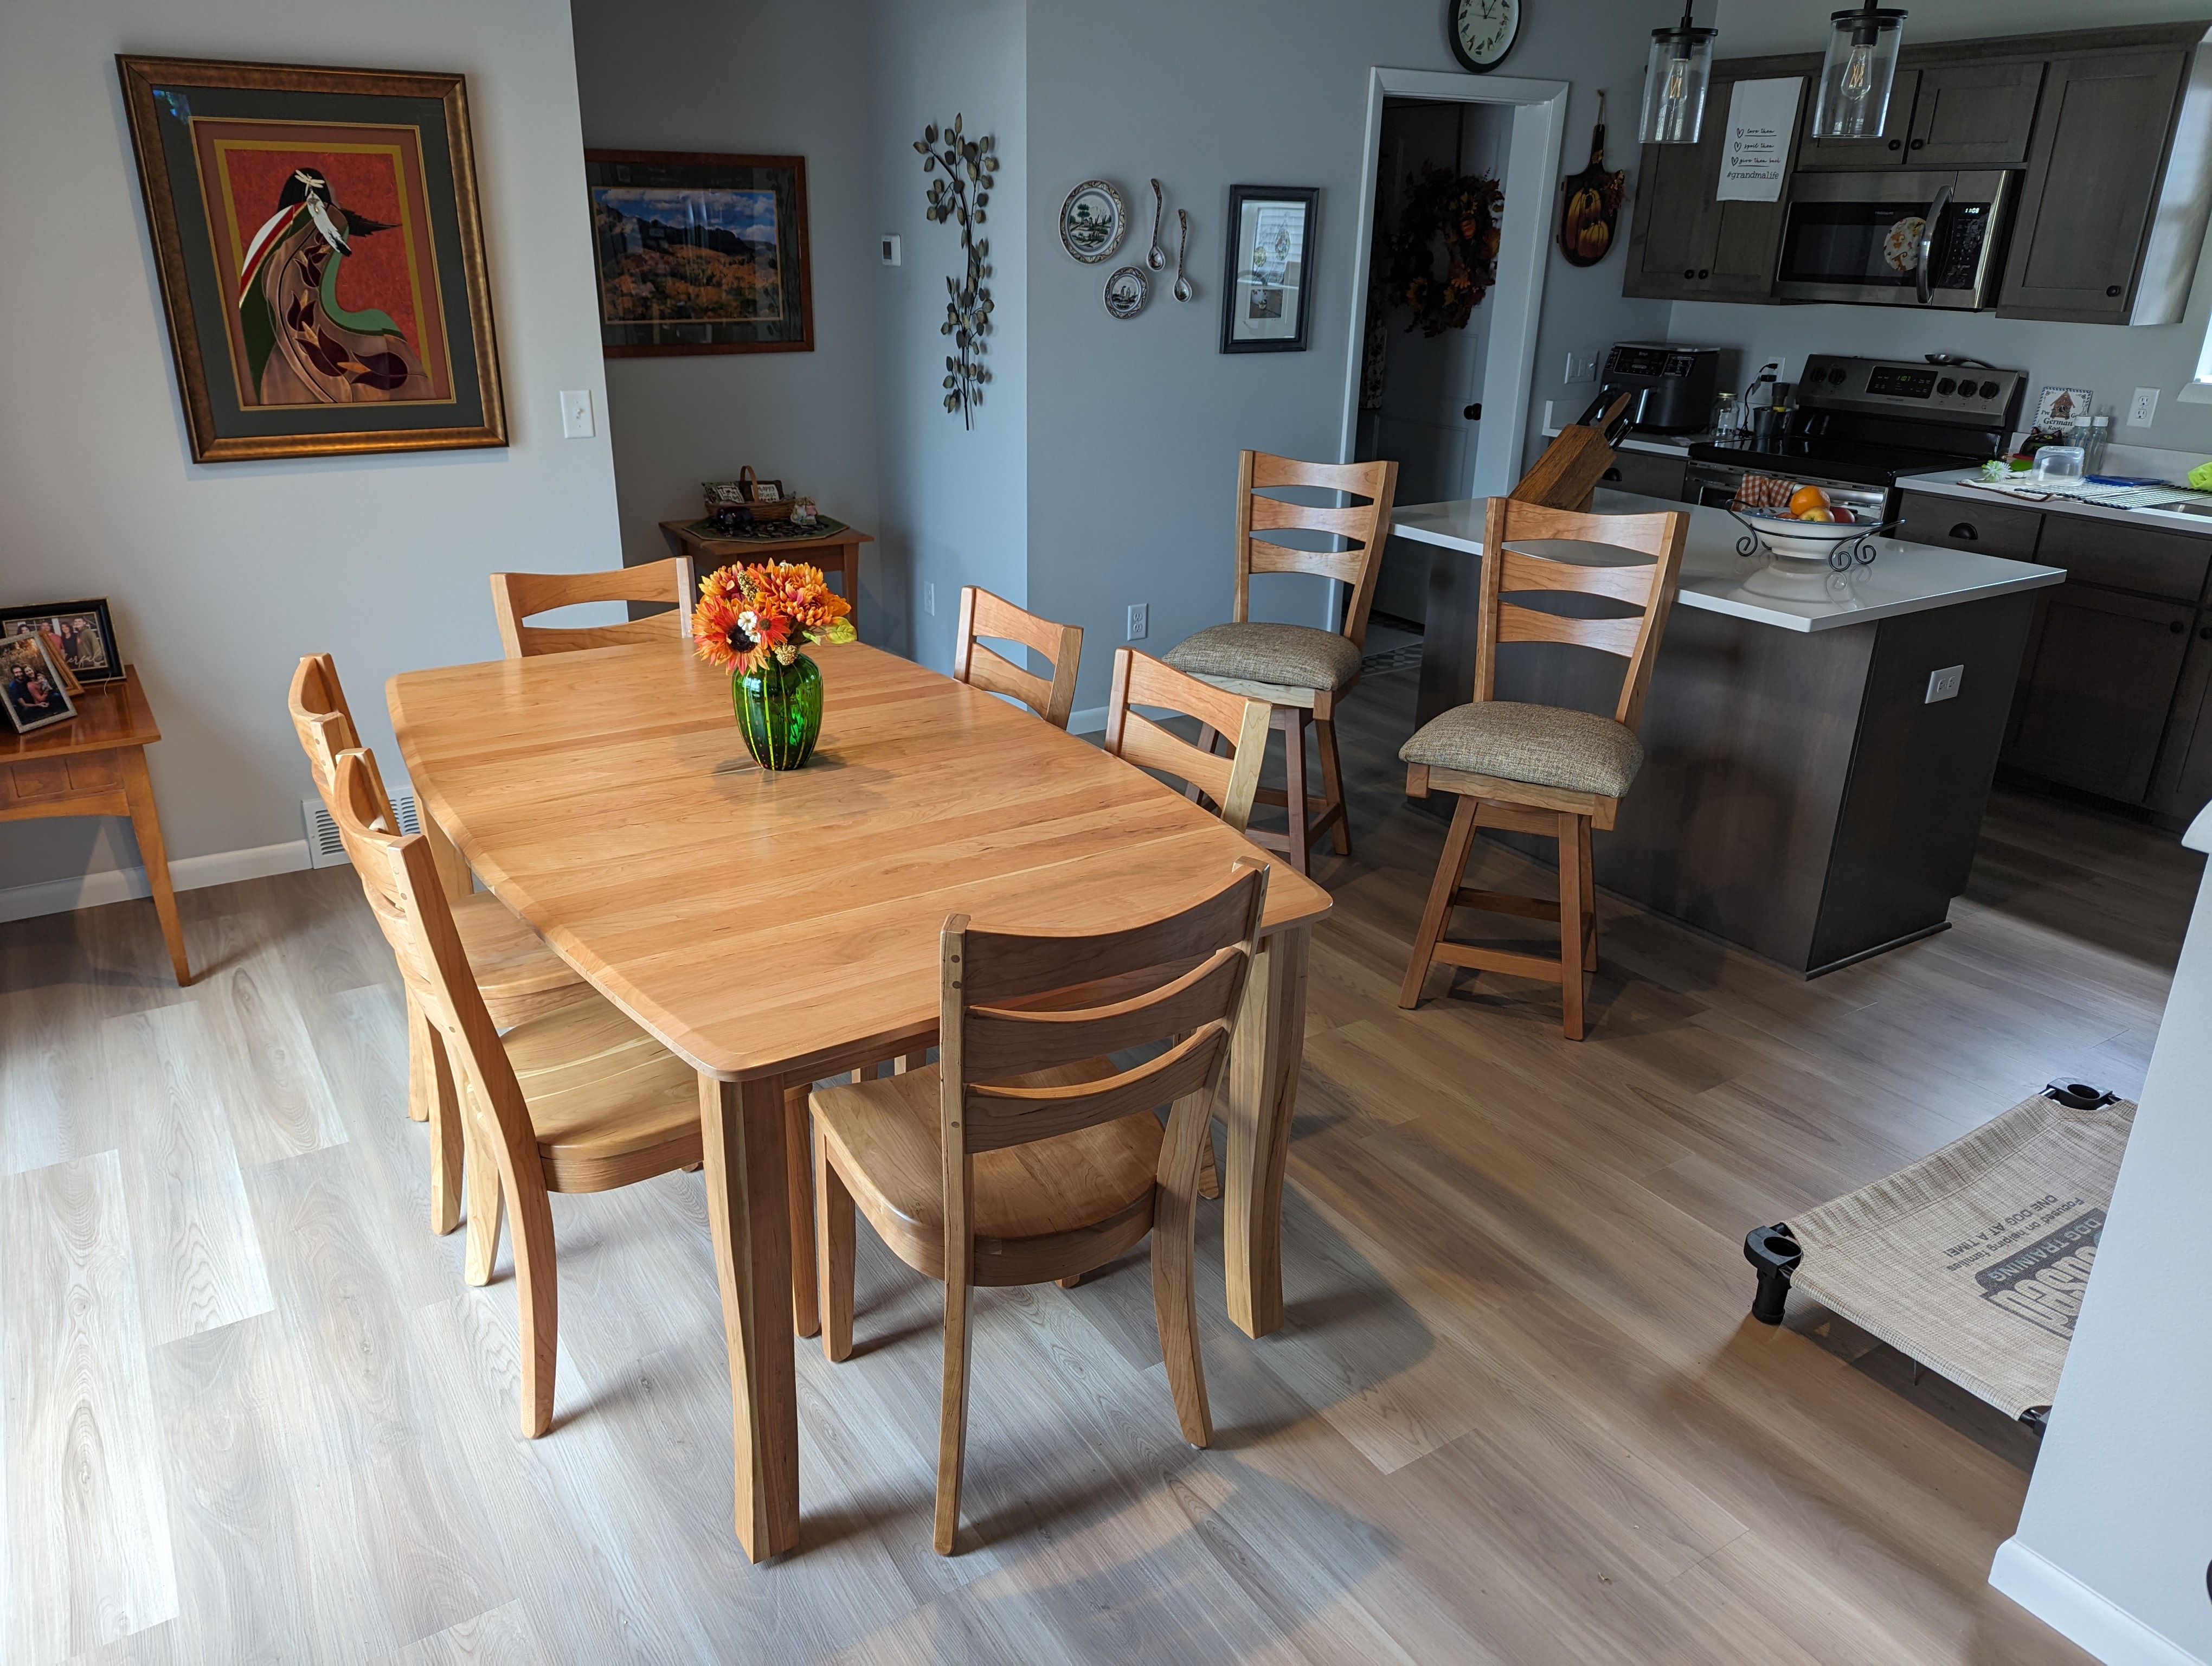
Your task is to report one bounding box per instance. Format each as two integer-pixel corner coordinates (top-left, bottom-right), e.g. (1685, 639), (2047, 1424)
(3, 665), (2196, 1664)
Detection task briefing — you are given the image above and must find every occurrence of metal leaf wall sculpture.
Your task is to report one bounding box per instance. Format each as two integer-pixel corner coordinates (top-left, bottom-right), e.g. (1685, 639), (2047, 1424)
(913, 114), (997, 428)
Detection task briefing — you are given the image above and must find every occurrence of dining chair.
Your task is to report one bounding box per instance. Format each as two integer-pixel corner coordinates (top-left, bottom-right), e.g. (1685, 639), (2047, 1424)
(1162, 451), (1399, 875)
(954, 586), (1084, 728)
(327, 744), (704, 1437)
(1102, 648), (1272, 836)
(811, 859), (1270, 1553)
(1397, 498), (1688, 1039)
(490, 555), (696, 658)
(288, 654), (587, 1232)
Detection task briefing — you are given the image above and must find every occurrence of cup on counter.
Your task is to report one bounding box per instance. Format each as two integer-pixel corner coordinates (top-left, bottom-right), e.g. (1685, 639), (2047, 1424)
(2034, 445), (2086, 484)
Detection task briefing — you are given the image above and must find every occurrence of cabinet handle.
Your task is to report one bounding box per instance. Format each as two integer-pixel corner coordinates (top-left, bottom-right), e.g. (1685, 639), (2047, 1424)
(1887, 138), (1901, 150)
(2170, 619), (2188, 635)
(2106, 285), (2122, 297)
(1697, 268), (1710, 279)
(1949, 522), (1978, 540)
(1602, 467), (1623, 482)
(2201, 625), (2212, 640)
(1910, 138), (1925, 150)
(1463, 403), (1482, 421)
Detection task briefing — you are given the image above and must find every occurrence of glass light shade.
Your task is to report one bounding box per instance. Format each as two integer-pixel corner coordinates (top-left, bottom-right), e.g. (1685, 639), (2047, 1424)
(1638, 25), (1718, 146)
(1812, 6), (1907, 139)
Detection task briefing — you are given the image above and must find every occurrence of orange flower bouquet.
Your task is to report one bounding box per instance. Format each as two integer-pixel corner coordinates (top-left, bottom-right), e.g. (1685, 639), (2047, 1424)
(692, 561), (855, 770)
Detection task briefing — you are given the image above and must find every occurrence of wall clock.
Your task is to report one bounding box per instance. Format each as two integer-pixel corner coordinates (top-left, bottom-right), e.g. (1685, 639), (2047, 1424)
(1450, 0), (1520, 72)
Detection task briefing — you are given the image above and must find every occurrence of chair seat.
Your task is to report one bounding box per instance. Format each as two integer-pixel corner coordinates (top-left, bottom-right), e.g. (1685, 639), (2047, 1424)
(812, 1061), (1162, 1287)
(453, 890), (581, 1001)
(1165, 622), (1362, 696)
(502, 995), (702, 1192)
(1400, 701), (1644, 799)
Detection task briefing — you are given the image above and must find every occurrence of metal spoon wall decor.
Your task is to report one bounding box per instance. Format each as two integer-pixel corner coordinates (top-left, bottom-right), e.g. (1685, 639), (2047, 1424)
(1147, 180), (1167, 270)
(1173, 210), (1194, 302)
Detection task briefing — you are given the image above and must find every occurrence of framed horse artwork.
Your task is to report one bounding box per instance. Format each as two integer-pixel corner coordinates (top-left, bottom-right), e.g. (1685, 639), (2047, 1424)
(118, 56), (507, 463)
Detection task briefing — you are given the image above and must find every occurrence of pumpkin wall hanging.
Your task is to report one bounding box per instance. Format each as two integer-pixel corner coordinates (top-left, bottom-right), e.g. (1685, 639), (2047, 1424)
(1557, 91), (1626, 268)
(1381, 163), (1504, 337)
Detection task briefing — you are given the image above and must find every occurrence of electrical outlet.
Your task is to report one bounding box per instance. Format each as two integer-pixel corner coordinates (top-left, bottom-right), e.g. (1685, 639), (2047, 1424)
(1127, 603), (1148, 641)
(1565, 352), (1597, 383)
(559, 389), (594, 439)
(1925, 664), (1964, 704)
(880, 233), (901, 266)
(2129, 387), (2159, 427)
(923, 581), (936, 617)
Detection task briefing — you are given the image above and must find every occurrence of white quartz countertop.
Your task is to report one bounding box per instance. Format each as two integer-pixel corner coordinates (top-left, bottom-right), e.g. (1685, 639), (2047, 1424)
(1896, 468), (2212, 536)
(1391, 490), (2065, 634)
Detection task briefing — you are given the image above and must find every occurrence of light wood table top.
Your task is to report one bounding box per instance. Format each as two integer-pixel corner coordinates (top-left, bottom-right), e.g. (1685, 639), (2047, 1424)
(389, 639), (1330, 1081)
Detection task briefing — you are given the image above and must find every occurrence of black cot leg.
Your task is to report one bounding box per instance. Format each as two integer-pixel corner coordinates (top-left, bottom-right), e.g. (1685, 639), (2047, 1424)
(1745, 1223), (1803, 1326)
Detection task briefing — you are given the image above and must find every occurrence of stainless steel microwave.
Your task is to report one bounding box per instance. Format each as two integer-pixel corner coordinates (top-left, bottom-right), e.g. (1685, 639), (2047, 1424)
(1774, 170), (2016, 310)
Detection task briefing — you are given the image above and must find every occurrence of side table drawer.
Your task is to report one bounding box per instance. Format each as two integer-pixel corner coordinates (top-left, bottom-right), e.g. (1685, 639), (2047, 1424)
(1, 758), (73, 805)
(68, 752), (121, 791)
(0, 751), (125, 813)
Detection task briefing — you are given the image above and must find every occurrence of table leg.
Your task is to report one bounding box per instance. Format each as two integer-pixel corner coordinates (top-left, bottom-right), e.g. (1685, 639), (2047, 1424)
(699, 1074), (801, 1560)
(118, 744), (189, 985)
(1222, 922), (1310, 1338)
(838, 540), (860, 633)
(785, 1082), (820, 1339)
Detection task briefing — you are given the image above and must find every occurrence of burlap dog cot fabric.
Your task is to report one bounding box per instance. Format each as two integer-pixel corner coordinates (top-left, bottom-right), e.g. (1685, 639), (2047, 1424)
(1787, 1091), (2133, 1420)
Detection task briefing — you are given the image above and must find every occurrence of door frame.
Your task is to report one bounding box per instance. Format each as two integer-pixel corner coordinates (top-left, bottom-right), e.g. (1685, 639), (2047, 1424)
(1337, 68), (1568, 503)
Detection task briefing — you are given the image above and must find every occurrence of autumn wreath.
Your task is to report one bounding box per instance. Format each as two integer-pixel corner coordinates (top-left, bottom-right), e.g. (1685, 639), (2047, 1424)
(1382, 164), (1504, 338)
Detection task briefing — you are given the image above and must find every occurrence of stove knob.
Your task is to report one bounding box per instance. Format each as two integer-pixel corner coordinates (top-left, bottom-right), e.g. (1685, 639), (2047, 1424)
(1937, 377), (1957, 396)
(1979, 380), (2002, 400)
(1829, 367), (1848, 384)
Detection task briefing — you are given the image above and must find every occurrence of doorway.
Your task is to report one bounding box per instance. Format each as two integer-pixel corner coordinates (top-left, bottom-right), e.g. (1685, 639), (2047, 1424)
(1338, 69), (1566, 626)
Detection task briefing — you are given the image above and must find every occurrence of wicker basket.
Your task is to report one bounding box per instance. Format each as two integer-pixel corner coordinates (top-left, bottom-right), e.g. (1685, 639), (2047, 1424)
(703, 466), (795, 527)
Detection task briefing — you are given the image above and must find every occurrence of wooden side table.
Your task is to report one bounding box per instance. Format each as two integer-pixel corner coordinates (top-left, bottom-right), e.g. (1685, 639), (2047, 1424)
(660, 519), (872, 632)
(0, 669), (189, 983)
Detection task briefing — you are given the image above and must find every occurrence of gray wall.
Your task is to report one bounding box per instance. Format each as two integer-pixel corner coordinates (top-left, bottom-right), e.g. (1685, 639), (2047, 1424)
(0, 0), (619, 901)
(1994, 808), (2212, 1661)
(571, 0), (888, 639)
(1676, 0), (2212, 457)
(1022, 1), (1673, 720)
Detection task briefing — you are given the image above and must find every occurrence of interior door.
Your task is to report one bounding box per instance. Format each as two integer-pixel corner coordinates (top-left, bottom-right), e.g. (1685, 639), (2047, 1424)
(1906, 61), (2045, 168)
(2006, 582), (2194, 802)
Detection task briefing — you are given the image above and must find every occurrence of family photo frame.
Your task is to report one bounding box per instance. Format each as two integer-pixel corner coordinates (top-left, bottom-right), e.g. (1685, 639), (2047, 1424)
(1, 599), (124, 686)
(1220, 185), (1317, 354)
(0, 632), (78, 736)
(118, 55), (507, 464)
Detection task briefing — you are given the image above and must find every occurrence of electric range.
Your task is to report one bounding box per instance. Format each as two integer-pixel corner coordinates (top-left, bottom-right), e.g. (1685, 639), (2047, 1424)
(1683, 354), (2029, 521)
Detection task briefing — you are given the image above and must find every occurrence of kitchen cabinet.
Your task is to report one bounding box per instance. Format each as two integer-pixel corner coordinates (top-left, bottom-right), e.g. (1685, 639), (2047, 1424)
(2035, 514), (2210, 603)
(2153, 623), (2212, 817)
(2005, 584), (2195, 802)
(1999, 45), (2195, 324)
(1894, 494), (2044, 563)
(1797, 69), (1921, 169)
(1601, 450), (1688, 501)
(1906, 61), (2046, 168)
(1623, 55), (1817, 305)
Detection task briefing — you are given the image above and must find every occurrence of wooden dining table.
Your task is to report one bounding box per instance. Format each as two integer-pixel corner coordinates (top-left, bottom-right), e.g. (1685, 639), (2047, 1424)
(389, 638), (1330, 1560)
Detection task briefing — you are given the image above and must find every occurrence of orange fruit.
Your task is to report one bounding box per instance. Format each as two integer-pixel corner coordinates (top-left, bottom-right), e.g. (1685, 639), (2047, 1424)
(1787, 484), (1830, 515)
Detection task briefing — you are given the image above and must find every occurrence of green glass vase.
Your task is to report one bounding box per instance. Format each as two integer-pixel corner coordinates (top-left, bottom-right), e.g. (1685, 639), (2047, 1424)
(732, 651), (823, 771)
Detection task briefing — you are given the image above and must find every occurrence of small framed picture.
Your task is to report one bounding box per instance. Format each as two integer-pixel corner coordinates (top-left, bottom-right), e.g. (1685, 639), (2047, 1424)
(1, 599), (124, 684)
(0, 631), (78, 735)
(1221, 185), (1318, 354)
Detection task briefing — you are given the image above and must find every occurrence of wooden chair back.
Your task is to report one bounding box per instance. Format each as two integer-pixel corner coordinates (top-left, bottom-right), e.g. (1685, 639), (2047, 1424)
(287, 652), (359, 808)
(490, 555), (696, 658)
(1475, 497), (1689, 732)
(326, 747), (546, 1195)
(1102, 648), (1272, 834)
(953, 587), (1084, 728)
(1233, 451), (1401, 649)
(941, 856), (1268, 1158)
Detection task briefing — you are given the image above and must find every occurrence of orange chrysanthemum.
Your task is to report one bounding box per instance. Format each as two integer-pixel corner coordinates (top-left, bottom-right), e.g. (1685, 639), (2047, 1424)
(692, 561), (856, 674)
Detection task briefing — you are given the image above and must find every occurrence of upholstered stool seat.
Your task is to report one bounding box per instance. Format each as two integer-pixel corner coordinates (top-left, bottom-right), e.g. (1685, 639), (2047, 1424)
(1400, 702), (1645, 799)
(1166, 621), (1363, 696)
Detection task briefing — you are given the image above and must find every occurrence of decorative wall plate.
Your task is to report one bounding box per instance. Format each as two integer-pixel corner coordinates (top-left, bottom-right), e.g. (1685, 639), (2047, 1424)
(1060, 180), (1126, 263)
(1102, 264), (1149, 319)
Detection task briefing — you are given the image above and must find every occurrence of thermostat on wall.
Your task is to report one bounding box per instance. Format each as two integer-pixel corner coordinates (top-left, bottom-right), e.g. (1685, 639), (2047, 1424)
(880, 233), (901, 267)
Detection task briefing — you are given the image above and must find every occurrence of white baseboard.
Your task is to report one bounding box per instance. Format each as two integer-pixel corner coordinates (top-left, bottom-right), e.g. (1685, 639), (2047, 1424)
(1990, 1539), (2205, 1666)
(0, 840), (312, 925)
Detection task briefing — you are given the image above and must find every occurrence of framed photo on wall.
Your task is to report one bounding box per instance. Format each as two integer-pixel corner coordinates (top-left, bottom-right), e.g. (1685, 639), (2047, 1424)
(0, 599), (125, 685)
(117, 56), (507, 464)
(1220, 185), (1318, 354)
(585, 151), (814, 356)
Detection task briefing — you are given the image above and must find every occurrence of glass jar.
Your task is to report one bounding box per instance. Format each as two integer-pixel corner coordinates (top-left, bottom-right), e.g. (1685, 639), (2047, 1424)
(733, 651), (823, 771)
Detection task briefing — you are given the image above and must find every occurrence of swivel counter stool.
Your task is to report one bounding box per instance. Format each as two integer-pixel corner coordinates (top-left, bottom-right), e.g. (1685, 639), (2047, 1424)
(1397, 497), (1688, 1039)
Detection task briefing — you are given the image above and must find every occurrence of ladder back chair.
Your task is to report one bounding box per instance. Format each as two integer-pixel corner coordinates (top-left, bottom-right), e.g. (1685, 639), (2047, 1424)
(287, 655), (587, 1232)
(490, 555), (696, 658)
(1398, 498), (1688, 1039)
(1163, 451), (1399, 875)
(810, 859), (1270, 1554)
(327, 745), (705, 1437)
(953, 586), (1084, 728)
(1103, 648), (1272, 836)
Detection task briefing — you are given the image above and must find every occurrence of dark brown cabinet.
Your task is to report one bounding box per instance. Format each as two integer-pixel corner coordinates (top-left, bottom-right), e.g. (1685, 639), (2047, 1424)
(1906, 61), (2046, 167)
(1999, 46), (2194, 324)
(1894, 494), (2045, 562)
(1600, 450), (1688, 500)
(2005, 585), (2195, 802)
(1798, 69), (1921, 169)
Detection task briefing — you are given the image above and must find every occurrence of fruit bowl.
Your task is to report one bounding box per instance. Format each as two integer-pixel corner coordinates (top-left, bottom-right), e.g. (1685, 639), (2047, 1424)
(1730, 508), (1887, 567)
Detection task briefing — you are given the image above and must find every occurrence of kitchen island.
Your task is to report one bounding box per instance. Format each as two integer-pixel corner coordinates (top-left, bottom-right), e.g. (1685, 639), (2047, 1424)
(1392, 491), (2066, 975)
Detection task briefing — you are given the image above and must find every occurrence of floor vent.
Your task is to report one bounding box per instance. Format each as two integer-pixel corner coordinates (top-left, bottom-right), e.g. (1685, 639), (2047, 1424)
(301, 791), (421, 868)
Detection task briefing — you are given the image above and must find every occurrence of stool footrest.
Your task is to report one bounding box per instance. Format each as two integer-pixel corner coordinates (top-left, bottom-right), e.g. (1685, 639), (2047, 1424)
(1452, 887), (1559, 923)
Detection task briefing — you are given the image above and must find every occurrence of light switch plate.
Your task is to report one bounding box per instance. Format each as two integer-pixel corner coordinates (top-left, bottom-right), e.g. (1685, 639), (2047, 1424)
(2130, 387), (2159, 427)
(880, 233), (901, 267)
(1925, 664), (1964, 704)
(923, 581), (937, 617)
(1565, 352), (1596, 383)
(560, 389), (594, 439)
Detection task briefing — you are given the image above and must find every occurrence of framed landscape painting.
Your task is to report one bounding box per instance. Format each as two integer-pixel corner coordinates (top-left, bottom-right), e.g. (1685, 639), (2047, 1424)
(586, 151), (813, 356)
(118, 56), (506, 463)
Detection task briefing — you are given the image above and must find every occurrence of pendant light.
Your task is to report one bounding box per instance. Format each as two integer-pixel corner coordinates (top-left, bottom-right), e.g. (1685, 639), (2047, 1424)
(1638, 4), (1719, 146)
(1812, 2), (1908, 139)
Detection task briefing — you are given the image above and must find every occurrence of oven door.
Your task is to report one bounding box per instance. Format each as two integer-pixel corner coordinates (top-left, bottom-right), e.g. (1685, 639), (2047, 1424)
(1774, 171), (2014, 309)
